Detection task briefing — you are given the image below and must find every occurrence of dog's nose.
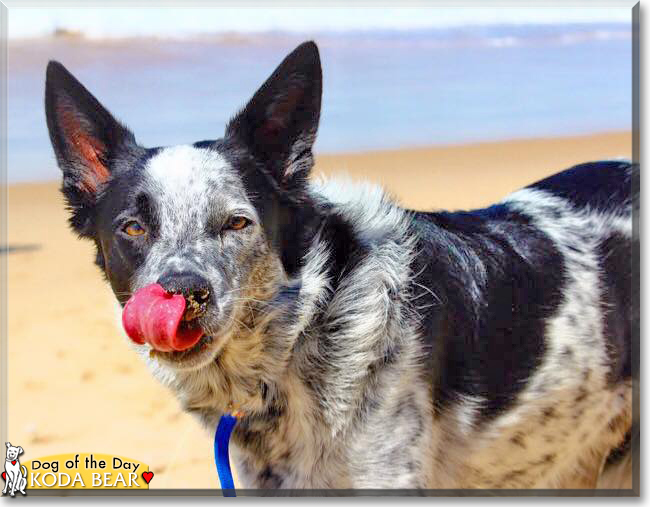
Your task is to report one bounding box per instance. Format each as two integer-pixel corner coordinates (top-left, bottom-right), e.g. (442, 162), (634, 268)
(157, 272), (211, 320)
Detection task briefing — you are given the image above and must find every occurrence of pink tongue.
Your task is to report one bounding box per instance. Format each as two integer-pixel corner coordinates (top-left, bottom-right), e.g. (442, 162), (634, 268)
(122, 283), (204, 352)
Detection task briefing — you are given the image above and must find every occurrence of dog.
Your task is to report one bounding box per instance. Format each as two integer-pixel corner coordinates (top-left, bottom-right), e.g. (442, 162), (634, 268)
(44, 41), (636, 489)
(3, 443), (27, 496)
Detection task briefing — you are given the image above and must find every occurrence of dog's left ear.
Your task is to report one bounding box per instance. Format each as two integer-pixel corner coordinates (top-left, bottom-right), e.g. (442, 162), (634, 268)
(45, 61), (138, 237)
(226, 41), (322, 187)
(17, 447), (23, 455)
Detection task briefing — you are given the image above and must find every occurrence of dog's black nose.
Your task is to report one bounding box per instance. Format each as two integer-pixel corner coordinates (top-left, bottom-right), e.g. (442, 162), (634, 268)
(157, 272), (211, 320)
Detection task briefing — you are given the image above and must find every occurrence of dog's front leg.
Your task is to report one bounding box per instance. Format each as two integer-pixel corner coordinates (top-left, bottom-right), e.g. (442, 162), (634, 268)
(7, 476), (14, 496)
(9, 472), (18, 496)
(2, 475), (7, 495)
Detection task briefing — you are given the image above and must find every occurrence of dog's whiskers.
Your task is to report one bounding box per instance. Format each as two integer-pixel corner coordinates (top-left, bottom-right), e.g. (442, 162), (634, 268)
(411, 281), (442, 306)
(231, 315), (254, 334)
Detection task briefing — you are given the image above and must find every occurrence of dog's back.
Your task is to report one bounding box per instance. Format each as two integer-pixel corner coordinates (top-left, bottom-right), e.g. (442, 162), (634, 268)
(410, 160), (635, 487)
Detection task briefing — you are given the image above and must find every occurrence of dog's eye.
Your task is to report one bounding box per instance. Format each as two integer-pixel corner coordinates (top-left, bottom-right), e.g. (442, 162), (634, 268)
(123, 221), (146, 237)
(224, 216), (251, 231)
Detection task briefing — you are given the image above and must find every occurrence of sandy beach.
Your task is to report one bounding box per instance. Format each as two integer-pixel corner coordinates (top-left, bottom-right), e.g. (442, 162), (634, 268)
(5, 131), (632, 489)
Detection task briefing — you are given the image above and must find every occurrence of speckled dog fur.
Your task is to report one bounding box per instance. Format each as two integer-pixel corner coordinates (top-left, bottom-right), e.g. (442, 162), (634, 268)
(45, 42), (636, 490)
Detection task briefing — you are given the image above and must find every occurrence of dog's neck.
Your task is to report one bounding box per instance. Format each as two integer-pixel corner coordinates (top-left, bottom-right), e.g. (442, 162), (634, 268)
(170, 234), (332, 425)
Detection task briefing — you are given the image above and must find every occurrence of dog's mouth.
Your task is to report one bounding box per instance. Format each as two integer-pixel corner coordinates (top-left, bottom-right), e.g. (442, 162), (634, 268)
(148, 321), (239, 371)
(122, 283), (235, 370)
(123, 283), (206, 351)
(149, 332), (219, 369)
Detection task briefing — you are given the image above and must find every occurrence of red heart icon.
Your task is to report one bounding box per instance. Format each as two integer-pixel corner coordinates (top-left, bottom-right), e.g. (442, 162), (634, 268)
(11, 461), (16, 465)
(142, 471), (154, 484)
(1, 471), (5, 481)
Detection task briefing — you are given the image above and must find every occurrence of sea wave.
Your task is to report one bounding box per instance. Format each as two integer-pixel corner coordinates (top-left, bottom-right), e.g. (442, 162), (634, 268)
(8, 6), (632, 40)
(11, 24), (631, 51)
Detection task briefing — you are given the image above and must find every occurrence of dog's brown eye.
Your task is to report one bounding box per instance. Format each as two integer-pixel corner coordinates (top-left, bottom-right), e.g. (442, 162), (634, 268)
(123, 221), (146, 237)
(225, 216), (250, 231)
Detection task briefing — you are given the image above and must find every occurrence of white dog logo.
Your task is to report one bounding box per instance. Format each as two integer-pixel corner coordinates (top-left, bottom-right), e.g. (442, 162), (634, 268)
(2, 442), (27, 496)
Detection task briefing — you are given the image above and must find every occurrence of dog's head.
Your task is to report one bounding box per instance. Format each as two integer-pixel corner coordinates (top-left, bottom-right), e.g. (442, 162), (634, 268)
(5, 443), (23, 461)
(45, 42), (322, 370)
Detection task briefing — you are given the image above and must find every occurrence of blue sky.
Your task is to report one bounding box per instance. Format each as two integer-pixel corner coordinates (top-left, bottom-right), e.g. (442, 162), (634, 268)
(8, 5), (632, 38)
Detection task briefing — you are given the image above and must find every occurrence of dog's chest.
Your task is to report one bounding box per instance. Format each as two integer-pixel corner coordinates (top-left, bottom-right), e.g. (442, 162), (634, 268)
(230, 377), (435, 488)
(4, 462), (19, 472)
(232, 417), (433, 489)
(230, 415), (350, 488)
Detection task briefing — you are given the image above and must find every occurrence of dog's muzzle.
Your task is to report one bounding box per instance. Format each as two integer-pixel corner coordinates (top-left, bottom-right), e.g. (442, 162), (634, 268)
(122, 273), (213, 352)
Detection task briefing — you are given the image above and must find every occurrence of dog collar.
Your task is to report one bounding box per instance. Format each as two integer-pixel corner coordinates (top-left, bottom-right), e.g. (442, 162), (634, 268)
(214, 411), (243, 497)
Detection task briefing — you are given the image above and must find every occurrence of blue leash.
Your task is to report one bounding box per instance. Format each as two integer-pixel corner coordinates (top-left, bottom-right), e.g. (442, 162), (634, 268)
(214, 413), (239, 497)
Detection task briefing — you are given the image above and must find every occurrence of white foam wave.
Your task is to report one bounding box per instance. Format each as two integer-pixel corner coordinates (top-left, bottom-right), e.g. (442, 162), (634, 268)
(8, 7), (632, 40)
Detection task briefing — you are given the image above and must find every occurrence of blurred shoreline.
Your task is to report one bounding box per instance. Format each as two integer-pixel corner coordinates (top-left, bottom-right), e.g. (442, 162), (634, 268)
(9, 20), (630, 42)
(9, 23), (631, 63)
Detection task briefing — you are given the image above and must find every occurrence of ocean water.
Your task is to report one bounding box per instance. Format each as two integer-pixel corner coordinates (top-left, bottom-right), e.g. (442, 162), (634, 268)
(7, 24), (631, 182)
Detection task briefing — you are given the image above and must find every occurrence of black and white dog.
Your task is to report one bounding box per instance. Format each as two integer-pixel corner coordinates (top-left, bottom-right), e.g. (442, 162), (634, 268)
(45, 42), (636, 489)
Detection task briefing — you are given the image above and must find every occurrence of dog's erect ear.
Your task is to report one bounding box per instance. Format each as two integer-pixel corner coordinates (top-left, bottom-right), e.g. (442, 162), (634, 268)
(5, 442), (10, 448)
(226, 41), (322, 187)
(45, 61), (136, 236)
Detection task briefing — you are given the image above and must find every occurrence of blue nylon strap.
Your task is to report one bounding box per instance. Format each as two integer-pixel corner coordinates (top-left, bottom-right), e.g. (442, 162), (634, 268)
(214, 414), (238, 497)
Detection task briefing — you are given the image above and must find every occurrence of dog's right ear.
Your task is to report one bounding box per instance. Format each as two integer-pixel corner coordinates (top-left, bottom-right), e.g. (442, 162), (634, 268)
(45, 61), (137, 237)
(5, 442), (10, 448)
(225, 41), (322, 190)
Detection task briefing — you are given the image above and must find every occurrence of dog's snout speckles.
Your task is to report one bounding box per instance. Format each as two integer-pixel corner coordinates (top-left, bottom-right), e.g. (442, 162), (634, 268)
(156, 271), (212, 321)
(182, 288), (210, 321)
